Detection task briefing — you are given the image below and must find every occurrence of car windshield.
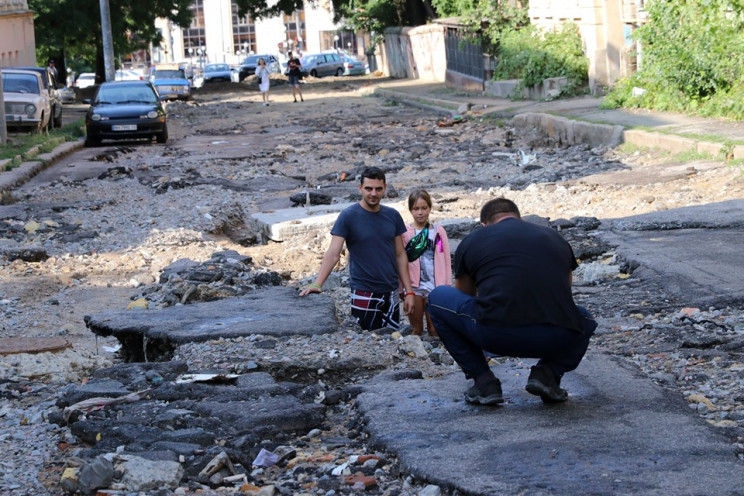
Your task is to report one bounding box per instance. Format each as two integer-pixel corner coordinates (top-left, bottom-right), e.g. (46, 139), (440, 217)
(242, 56), (264, 65)
(1, 73), (40, 94)
(95, 85), (158, 104)
(301, 56), (314, 65)
(153, 70), (186, 79)
(206, 64), (228, 71)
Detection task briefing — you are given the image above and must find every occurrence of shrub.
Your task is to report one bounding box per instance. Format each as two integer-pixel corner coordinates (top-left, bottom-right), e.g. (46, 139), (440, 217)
(490, 23), (588, 96)
(604, 0), (744, 119)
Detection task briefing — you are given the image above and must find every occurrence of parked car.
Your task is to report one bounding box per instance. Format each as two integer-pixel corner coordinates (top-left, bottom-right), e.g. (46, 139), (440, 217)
(74, 73), (96, 89)
(237, 54), (280, 81)
(115, 69), (144, 81)
(2, 69), (52, 133)
(149, 66), (191, 100)
(299, 52), (344, 78)
(58, 86), (76, 104)
(84, 80), (167, 147)
(202, 63), (232, 83)
(14, 66), (64, 127)
(341, 56), (367, 76)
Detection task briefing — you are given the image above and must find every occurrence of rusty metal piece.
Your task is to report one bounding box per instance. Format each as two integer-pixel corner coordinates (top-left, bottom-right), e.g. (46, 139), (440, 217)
(0, 337), (71, 355)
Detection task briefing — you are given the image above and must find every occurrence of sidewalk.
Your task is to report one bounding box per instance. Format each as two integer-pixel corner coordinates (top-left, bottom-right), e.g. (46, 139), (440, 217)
(366, 79), (744, 159)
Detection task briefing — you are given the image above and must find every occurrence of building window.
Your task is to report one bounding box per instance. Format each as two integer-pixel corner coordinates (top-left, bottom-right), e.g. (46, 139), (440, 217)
(183, 0), (206, 58)
(282, 10), (305, 54)
(232, 2), (256, 55)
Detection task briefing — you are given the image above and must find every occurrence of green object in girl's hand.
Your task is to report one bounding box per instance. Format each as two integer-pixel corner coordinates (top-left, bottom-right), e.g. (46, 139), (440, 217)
(405, 226), (429, 262)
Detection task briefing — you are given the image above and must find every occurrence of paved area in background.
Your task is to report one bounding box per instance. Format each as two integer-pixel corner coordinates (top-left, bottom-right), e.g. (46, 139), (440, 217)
(369, 79), (744, 143)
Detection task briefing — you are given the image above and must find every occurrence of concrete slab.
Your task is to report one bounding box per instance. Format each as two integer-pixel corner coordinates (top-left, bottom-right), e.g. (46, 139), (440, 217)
(85, 286), (338, 360)
(357, 352), (744, 495)
(599, 200), (744, 308)
(249, 201), (411, 242)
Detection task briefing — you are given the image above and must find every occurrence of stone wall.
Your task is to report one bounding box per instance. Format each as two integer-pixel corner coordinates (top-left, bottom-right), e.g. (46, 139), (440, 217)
(380, 24), (446, 81)
(0, 0), (36, 67)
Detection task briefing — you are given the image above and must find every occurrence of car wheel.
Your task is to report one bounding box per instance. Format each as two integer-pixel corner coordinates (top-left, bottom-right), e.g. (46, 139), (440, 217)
(156, 124), (168, 144)
(53, 106), (63, 128)
(310, 69), (318, 78)
(84, 135), (100, 147)
(336, 68), (344, 77)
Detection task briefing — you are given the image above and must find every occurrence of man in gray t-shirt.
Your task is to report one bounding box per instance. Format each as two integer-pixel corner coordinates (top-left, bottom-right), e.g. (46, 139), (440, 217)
(299, 167), (415, 330)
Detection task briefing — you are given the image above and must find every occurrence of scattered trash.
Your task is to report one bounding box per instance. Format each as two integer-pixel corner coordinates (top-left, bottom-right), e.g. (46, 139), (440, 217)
(200, 451), (237, 477)
(252, 448), (280, 468)
(63, 389), (152, 423)
(436, 115), (464, 127)
(174, 373), (239, 384)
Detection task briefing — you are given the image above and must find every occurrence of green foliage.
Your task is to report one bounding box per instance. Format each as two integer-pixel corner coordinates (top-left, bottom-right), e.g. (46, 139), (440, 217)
(603, 0), (744, 119)
(332, 0), (411, 43)
(30, 0), (194, 76)
(429, 0), (478, 18)
(490, 23), (588, 95)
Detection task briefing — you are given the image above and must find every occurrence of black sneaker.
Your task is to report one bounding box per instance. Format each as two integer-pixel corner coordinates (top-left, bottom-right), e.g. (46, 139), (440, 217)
(525, 365), (568, 403)
(464, 379), (504, 405)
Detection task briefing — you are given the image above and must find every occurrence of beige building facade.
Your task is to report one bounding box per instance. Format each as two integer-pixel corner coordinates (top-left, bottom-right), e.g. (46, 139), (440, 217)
(0, 0), (36, 67)
(529, 0), (646, 94)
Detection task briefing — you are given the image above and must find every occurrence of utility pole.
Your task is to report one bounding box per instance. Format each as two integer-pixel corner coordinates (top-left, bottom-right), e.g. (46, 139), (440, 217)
(0, 66), (7, 145)
(99, 0), (116, 82)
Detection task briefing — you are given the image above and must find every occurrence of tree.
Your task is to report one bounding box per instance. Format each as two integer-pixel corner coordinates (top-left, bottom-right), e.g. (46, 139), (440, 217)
(30, 0), (193, 83)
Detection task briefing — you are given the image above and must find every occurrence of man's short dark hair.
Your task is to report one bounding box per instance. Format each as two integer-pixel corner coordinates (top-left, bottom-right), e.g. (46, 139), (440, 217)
(360, 166), (386, 184)
(480, 198), (520, 224)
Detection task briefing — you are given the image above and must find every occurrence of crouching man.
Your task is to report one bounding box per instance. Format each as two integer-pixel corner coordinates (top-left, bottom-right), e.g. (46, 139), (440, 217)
(428, 198), (597, 405)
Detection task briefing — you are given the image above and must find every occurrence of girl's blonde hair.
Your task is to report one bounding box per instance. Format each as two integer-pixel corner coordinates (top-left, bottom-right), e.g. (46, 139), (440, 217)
(407, 189), (432, 210)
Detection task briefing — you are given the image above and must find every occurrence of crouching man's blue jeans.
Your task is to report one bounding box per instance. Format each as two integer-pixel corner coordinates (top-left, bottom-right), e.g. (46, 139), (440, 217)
(427, 286), (597, 381)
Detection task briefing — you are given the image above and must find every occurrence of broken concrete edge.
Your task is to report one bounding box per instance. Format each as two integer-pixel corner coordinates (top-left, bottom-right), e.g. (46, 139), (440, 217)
(249, 199), (477, 243)
(372, 88), (458, 116)
(0, 139), (85, 194)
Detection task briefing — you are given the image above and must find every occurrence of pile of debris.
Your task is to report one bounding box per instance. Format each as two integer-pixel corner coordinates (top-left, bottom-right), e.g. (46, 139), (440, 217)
(133, 250), (283, 309)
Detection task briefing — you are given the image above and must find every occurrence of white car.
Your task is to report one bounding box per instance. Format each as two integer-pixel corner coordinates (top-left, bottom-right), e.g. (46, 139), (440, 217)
(2, 69), (52, 133)
(74, 72), (96, 89)
(115, 69), (144, 81)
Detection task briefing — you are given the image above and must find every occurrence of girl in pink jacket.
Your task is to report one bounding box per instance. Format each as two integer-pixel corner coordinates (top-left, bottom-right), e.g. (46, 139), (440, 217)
(402, 189), (452, 337)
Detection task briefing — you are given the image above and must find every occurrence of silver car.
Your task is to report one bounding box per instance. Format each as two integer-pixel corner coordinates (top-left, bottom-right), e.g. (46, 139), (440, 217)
(2, 69), (52, 133)
(300, 52), (344, 78)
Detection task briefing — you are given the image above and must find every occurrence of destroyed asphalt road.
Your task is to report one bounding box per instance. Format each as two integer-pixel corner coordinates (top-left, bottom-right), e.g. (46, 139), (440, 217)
(1, 76), (744, 494)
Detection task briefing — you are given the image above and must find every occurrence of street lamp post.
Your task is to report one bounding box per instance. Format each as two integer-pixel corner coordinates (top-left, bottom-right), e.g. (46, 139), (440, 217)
(188, 47), (194, 72)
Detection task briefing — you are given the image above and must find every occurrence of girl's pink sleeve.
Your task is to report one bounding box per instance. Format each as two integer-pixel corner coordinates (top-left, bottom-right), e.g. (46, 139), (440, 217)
(440, 226), (453, 285)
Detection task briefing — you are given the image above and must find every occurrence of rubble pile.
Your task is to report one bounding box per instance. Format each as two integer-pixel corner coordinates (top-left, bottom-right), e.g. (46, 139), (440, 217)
(133, 249), (283, 308)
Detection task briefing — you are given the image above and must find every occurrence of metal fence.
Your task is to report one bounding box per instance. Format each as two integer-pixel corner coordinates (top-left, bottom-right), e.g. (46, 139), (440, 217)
(444, 26), (484, 80)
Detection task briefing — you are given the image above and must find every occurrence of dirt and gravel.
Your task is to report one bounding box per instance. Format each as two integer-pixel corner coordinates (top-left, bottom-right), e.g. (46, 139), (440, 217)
(1, 76), (744, 494)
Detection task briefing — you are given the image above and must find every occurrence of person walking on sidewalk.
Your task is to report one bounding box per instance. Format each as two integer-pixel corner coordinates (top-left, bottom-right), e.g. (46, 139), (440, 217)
(299, 167), (415, 331)
(427, 198), (597, 405)
(286, 52), (304, 103)
(401, 189), (452, 338)
(256, 58), (271, 106)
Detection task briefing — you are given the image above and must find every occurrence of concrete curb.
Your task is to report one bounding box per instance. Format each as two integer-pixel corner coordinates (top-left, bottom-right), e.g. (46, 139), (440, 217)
(0, 139), (84, 194)
(513, 112), (624, 148)
(373, 88), (458, 116)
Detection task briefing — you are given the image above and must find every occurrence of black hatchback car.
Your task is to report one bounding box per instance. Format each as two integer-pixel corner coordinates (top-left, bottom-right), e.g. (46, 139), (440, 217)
(84, 81), (167, 147)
